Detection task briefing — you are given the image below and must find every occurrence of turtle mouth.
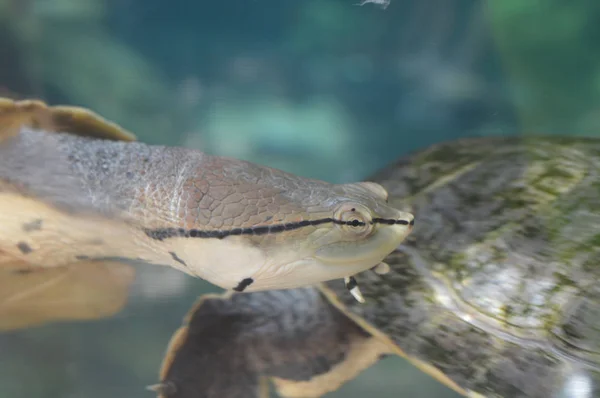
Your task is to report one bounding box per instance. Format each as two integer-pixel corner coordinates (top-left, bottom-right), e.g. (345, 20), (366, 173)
(314, 222), (413, 265)
(314, 221), (413, 304)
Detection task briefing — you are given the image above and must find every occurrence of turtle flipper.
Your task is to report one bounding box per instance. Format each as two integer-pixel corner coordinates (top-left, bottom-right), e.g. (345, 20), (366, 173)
(0, 97), (136, 142)
(155, 287), (391, 398)
(0, 259), (135, 331)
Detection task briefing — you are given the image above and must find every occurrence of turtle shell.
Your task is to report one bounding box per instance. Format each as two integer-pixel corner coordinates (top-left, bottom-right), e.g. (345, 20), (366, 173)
(319, 136), (600, 397)
(0, 98), (136, 142)
(0, 98), (137, 330)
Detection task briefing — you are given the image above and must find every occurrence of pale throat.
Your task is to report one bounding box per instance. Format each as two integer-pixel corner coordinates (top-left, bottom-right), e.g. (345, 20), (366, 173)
(144, 232), (356, 293)
(154, 235), (270, 290)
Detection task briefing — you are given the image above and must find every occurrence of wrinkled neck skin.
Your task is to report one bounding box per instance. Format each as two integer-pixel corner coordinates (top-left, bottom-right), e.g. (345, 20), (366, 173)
(0, 129), (191, 273)
(1, 128), (331, 221)
(0, 128), (409, 292)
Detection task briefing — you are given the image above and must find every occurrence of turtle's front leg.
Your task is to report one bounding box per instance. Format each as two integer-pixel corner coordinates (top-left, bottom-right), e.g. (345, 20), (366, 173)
(344, 276), (365, 303)
(344, 262), (390, 303)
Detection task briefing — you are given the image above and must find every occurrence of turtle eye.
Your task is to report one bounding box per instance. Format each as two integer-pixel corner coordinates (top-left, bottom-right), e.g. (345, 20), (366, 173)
(334, 203), (373, 236)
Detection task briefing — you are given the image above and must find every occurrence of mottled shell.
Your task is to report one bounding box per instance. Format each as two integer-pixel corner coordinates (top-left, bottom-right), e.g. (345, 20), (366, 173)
(323, 136), (600, 398)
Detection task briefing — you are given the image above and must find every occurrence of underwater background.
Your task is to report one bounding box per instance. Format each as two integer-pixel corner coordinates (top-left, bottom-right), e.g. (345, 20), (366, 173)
(1, 0), (600, 397)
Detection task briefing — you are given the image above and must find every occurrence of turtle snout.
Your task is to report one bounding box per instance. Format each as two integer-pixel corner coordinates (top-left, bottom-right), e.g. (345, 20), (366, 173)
(398, 212), (414, 232)
(402, 212), (415, 227)
(406, 213), (415, 230)
(373, 209), (414, 227)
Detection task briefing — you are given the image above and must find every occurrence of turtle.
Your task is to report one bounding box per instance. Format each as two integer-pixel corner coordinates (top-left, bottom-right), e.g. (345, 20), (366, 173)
(152, 135), (600, 398)
(0, 97), (414, 330)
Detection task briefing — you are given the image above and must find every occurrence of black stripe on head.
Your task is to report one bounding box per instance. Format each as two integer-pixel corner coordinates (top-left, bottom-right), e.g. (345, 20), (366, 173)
(372, 217), (413, 226)
(145, 217), (412, 241)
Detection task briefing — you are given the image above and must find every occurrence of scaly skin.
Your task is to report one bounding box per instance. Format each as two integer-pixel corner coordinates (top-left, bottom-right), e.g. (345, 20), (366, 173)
(0, 99), (413, 293)
(158, 136), (600, 398)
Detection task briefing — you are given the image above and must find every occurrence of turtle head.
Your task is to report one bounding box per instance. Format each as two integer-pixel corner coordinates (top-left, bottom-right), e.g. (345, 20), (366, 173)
(147, 161), (414, 296)
(312, 181), (414, 266)
(239, 180), (414, 292)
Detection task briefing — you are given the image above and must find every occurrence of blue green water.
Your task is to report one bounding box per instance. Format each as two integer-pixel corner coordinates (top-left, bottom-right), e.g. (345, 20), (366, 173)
(1, 0), (599, 397)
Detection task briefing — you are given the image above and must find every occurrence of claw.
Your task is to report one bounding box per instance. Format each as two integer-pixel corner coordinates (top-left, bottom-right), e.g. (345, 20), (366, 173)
(146, 382), (176, 396)
(371, 262), (390, 275)
(344, 276), (365, 303)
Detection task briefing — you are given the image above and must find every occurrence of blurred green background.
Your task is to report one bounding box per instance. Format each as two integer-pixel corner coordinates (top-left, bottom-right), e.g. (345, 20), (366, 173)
(1, 0), (599, 397)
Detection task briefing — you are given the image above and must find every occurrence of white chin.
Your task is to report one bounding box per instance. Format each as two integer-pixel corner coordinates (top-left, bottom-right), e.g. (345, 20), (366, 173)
(166, 236), (385, 292)
(244, 257), (379, 292)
